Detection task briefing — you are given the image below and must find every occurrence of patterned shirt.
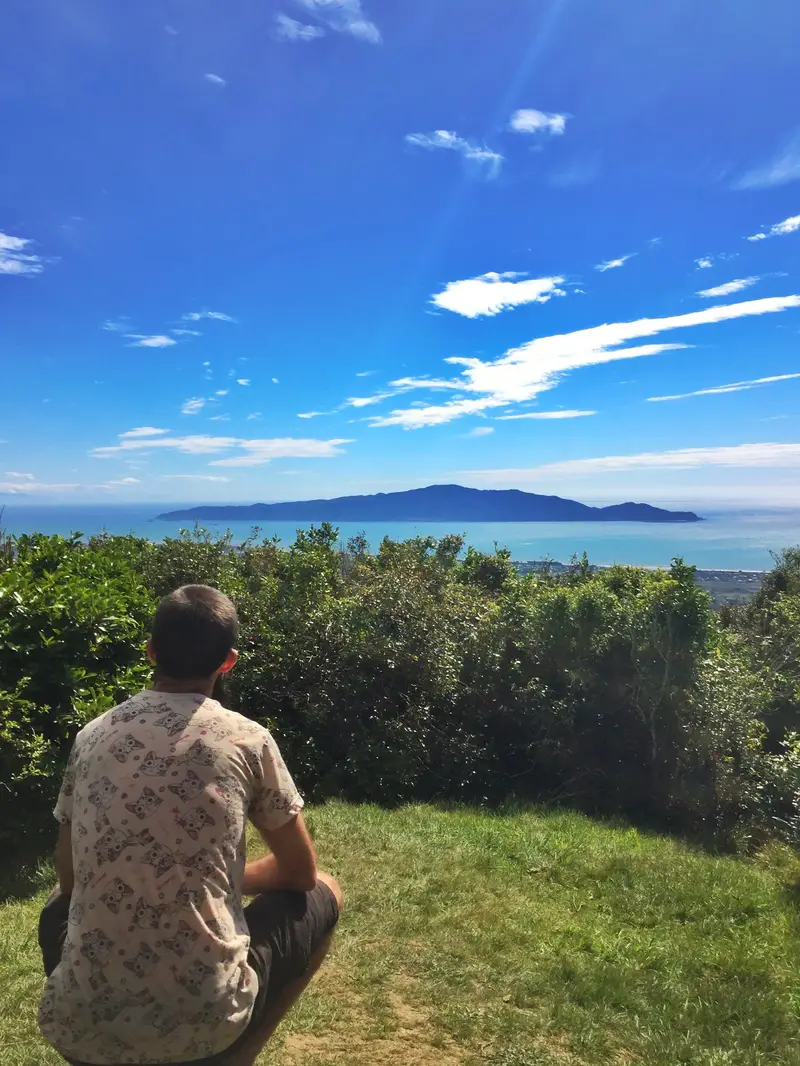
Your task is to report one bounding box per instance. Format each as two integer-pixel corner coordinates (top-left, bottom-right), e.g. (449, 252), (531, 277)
(38, 690), (304, 1065)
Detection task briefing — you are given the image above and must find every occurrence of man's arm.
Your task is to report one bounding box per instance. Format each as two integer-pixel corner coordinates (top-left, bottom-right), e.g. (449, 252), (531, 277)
(55, 822), (74, 895)
(242, 813), (317, 895)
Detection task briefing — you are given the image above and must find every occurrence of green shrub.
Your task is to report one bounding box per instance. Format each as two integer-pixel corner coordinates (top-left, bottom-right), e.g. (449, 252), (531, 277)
(1, 525), (798, 852)
(0, 534), (155, 846)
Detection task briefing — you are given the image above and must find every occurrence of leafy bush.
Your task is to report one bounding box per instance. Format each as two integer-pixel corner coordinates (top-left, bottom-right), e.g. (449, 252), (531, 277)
(0, 534), (155, 846)
(1, 524), (798, 852)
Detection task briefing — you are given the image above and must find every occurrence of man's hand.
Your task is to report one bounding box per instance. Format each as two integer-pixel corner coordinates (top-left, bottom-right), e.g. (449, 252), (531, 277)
(243, 813), (317, 895)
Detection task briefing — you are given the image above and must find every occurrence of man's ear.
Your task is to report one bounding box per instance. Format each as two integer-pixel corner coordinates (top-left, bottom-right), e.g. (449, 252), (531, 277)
(146, 638), (157, 665)
(219, 648), (239, 675)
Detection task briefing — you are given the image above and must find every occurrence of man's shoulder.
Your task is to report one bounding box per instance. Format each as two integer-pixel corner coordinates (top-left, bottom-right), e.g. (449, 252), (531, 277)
(207, 702), (271, 744)
(74, 691), (152, 747)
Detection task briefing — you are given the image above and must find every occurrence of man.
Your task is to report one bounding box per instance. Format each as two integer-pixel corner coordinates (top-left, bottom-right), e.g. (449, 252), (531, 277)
(38, 584), (342, 1066)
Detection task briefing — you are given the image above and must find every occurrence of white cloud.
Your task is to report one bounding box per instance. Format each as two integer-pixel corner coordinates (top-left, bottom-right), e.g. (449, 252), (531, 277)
(183, 310), (236, 322)
(355, 370), (375, 377)
(405, 131), (504, 179)
(371, 397), (505, 430)
(171, 328), (202, 337)
(275, 13), (326, 40)
(205, 73), (226, 86)
(734, 134), (800, 190)
(0, 231), (45, 276)
(292, 0), (381, 43)
(246, 412), (262, 420)
(298, 411), (324, 419)
(497, 409), (597, 420)
(647, 373), (800, 403)
(4, 471), (35, 479)
(0, 480), (80, 495)
(102, 318), (130, 332)
(126, 334), (177, 348)
(344, 393), (394, 408)
(119, 427), (169, 439)
(695, 257), (713, 269)
(465, 426), (494, 437)
(108, 477), (140, 485)
(509, 109), (567, 136)
(696, 276), (760, 298)
(215, 389), (229, 397)
(366, 294), (800, 429)
(90, 434), (351, 466)
(236, 378), (250, 386)
(747, 214), (800, 242)
(162, 474), (230, 482)
(595, 254), (636, 272)
(432, 272), (566, 318)
(181, 398), (207, 415)
(210, 437), (353, 467)
(272, 377), (279, 384)
(92, 436), (237, 458)
(209, 415), (231, 422)
(468, 443), (800, 481)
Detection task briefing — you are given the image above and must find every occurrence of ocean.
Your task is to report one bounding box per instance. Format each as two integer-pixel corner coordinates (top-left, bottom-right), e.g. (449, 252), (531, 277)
(2, 502), (799, 570)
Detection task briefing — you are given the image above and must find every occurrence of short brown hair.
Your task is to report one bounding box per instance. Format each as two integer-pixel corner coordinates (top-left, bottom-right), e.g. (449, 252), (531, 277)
(151, 585), (238, 680)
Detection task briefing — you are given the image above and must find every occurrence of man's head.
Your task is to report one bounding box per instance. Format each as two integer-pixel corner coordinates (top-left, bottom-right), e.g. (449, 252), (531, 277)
(148, 585), (239, 681)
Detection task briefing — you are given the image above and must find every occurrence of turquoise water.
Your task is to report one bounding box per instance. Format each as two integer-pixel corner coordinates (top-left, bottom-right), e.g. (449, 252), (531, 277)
(2, 503), (799, 570)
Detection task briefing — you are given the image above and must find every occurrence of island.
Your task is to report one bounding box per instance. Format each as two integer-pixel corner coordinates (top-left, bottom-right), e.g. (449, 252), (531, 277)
(157, 484), (701, 524)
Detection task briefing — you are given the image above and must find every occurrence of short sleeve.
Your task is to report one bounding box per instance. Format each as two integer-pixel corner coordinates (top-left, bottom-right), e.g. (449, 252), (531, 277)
(248, 731), (304, 833)
(54, 742), (78, 825)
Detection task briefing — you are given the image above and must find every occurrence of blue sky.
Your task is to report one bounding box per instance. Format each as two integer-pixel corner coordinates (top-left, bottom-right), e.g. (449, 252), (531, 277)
(1, 0), (799, 508)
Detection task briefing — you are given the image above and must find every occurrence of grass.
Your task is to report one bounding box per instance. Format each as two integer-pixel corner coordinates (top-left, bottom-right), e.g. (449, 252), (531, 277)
(3, 803), (800, 1066)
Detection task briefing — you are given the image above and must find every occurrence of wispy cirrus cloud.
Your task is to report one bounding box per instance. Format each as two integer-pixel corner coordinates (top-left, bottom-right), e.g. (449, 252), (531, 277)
(4, 471), (35, 479)
(431, 272), (566, 318)
(119, 427), (169, 439)
(161, 474), (230, 482)
(204, 73), (226, 86)
(182, 310), (236, 322)
(274, 13), (326, 40)
(126, 334), (177, 348)
(465, 426), (494, 437)
(0, 474), (140, 495)
(497, 409), (597, 420)
(696, 277), (760, 298)
(466, 443), (800, 482)
(365, 294), (800, 429)
(734, 133), (800, 190)
(509, 109), (567, 136)
(181, 398), (207, 415)
(405, 131), (504, 179)
(91, 434), (352, 466)
(648, 373), (800, 403)
(291, 0), (381, 43)
(172, 328), (202, 337)
(596, 254), (636, 272)
(236, 378), (250, 386)
(0, 231), (45, 276)
(102, 317), (131, 332)
(747, 214), (800, 242)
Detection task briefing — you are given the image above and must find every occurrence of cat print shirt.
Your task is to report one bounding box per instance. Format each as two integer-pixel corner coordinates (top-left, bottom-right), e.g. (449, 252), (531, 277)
(38, 691), (304, 1065)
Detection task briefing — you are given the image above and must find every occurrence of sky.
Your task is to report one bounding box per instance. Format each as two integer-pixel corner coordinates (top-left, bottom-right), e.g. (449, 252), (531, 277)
(1, 0), (800, 509)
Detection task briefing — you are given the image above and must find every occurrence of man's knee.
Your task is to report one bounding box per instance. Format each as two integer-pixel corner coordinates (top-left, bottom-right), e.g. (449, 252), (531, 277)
(316, 870), (343, 913)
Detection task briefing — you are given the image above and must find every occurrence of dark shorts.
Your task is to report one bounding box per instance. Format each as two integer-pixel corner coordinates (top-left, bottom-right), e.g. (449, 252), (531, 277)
(38, 883), (340, 1066)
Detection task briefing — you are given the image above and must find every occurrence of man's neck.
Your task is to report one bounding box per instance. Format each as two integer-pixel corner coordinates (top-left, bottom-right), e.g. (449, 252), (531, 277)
(153, 676), (216, 698)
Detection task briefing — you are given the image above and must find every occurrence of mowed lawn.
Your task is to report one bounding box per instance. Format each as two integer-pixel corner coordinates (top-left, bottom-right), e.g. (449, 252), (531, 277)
(3, 803), (800, 1066)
